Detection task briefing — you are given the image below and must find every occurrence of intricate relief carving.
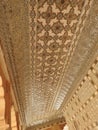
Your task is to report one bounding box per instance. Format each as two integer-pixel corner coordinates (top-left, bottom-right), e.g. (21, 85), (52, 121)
(0, 0), (98, 129)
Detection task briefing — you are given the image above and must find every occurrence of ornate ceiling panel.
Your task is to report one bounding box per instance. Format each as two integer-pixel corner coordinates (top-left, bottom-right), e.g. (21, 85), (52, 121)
(0, 0), (98, 129)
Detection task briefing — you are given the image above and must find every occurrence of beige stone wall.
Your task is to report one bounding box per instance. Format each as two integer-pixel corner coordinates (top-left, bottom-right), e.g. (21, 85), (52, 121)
(63, 57), (98, 130)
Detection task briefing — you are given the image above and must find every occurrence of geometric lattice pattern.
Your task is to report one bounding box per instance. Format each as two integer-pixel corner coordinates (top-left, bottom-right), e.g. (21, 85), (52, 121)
(63, 57), (98, 130)
(29, 0), (93, 124)
(0, 0), (98, 129)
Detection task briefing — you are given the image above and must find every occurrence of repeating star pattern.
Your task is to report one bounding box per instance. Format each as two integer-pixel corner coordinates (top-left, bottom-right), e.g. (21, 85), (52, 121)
(29, 0), (93, 124)
(0, 0), (96, 128)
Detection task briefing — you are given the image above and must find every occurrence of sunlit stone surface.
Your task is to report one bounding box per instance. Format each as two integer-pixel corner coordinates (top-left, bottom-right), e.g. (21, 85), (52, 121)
(63, 125), (69, 130)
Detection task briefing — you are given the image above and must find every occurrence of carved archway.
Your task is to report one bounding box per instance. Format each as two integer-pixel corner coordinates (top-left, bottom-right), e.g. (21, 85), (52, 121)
(0, 75), (9, 129)
(0, 45), (21, 130)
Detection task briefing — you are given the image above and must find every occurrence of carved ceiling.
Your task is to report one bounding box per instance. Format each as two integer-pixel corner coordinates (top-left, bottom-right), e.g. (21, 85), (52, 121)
(0, 0), (98, 129)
